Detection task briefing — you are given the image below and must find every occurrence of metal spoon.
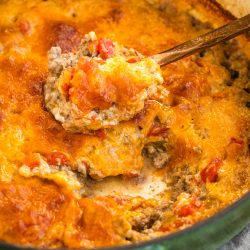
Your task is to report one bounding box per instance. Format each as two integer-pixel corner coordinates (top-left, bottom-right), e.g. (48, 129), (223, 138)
(151, 14), (250, 66)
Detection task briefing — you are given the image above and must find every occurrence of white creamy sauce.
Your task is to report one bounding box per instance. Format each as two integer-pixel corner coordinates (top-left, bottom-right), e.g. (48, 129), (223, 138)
(89, 167), (167, 199)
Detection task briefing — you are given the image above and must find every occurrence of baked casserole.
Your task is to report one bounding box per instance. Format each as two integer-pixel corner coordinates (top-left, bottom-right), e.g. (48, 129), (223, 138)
(0, 0), (249, 248)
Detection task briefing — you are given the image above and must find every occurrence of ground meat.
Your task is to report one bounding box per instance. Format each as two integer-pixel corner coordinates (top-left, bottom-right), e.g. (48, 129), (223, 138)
(167, 165), (205, 200)
(131, 207), (162, 232)
(142, 141), (170, 168)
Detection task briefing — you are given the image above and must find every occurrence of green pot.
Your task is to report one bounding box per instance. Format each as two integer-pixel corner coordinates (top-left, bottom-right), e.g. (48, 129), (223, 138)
(1, 192), (249, 250)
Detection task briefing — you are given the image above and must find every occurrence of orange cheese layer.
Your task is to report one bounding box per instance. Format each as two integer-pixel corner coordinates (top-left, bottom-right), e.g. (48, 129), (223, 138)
(0, 0), (249, 248)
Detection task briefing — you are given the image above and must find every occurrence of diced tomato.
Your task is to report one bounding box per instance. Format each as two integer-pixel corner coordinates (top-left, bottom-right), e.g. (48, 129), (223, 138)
(95, 129), (106, 140)
(177, 200), (201, 217)
(61, 82), (71, 98)
(46, 151), (69, 166)
(159, 220), (184, 232)
(18, 20), (30, 35)
(148, 124), (168, 136)
(226, 137), (245, 159)
(158, 226), (170, 232)
(173, 219), (184, 228)
(200, 158), (223, 183)
(97, 38), (115, 59)
(24, 153), (41, 169)
(127, 56), (141, 63)
(174, 193), (201, 217)
(177, 204), (196, 217)
(230, 137), (244, 145)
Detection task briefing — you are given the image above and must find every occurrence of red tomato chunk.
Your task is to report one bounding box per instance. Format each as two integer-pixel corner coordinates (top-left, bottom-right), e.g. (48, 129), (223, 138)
(24, 154), (41, 169)
(97, 38), (115, 59)
(174, 194), (202, 217)
(46, 151), (69, 166)
(201, 158), (223, 183)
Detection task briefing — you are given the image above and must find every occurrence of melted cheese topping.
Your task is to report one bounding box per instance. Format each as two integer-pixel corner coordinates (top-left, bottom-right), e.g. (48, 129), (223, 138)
(0, 0), (249, 248)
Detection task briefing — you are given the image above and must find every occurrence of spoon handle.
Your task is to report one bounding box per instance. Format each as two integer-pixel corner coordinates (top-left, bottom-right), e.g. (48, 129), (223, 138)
(151, 14), (250, 66)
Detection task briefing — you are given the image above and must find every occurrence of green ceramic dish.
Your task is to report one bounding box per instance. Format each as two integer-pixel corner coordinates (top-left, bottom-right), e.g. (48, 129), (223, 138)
(1, 192), (249, 250)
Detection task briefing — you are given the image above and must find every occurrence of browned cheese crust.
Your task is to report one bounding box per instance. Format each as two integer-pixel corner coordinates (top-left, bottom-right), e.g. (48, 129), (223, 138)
(0, 0), (249, 248)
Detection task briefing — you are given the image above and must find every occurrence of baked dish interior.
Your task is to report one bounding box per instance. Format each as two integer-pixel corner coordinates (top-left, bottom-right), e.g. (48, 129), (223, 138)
(0, 0), (249, 248)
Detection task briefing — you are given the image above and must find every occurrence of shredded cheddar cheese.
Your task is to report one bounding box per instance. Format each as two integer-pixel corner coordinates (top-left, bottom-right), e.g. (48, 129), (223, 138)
(0, 0), (249, 248)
